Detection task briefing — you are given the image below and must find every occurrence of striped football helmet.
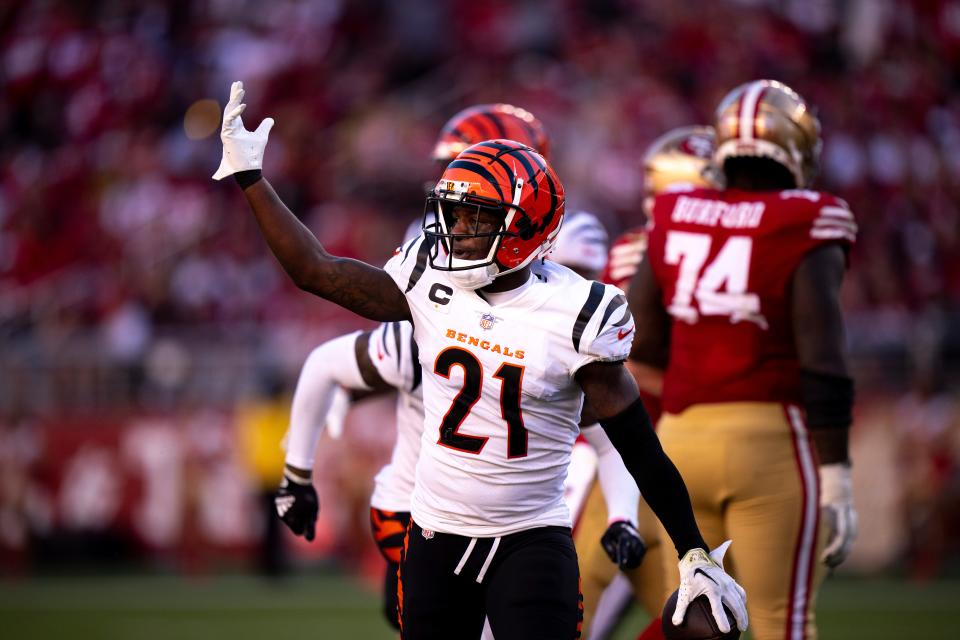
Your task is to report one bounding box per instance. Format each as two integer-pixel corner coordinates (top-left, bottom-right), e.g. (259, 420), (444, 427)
(432, 104), (551, 163)
(714, 80), (821, 188)
(643, 125), (718, 212)
(425, 140), (564, 289)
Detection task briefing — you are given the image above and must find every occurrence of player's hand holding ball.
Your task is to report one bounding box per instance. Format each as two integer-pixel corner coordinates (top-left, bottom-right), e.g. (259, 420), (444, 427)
(601, 519), (647, 570)
(274, 469), (319, 541)
(212, 80), (274, 180)
(662, 540), (747, 639)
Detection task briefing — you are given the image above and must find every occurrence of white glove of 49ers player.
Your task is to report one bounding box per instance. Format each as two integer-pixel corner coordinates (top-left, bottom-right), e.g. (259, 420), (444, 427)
(674, 540), (748, 634)
(819, 463), (858, 568)
(212, 81), (274, 180)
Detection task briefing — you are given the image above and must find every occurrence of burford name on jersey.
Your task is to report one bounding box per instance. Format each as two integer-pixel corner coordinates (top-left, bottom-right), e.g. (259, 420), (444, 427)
(382, 235), (633, 537)
(670, 194), (765, 229)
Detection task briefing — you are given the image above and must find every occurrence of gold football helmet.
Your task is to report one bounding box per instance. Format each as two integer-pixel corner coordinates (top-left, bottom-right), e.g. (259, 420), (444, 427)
(714, 79), (821, 188)
(642, 125), (717, 214)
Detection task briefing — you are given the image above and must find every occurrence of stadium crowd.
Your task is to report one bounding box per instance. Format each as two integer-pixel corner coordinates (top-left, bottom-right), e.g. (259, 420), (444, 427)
(1, 0), (958, 579)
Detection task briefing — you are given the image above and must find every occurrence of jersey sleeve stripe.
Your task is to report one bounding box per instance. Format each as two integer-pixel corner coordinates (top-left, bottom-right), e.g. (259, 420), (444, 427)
(810, 228), (856, 242)
(409, 330), (422, 392)
(813, 217), (858, 233)
(391, 321), (402, 369)
(404, 239), (432, 293)
(597, 294), (627, 334)
(402, 236), (419, 262)
(381, 322), (390, 357)
(817, 206), (854, 220)
(609, 243), (645, 259)
(572, 281), (606, 352)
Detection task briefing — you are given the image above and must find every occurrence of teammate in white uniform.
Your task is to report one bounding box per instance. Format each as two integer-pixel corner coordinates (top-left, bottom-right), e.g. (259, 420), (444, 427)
(214, 81), (747, 640)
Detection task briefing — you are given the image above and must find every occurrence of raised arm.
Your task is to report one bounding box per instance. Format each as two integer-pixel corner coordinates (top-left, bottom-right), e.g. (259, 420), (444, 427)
(213, 81), (410, 322)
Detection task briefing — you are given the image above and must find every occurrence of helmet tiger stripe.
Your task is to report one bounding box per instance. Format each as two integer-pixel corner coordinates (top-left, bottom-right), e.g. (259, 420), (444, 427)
(425, 139), (565, 288)
(432, 104), (551, 163)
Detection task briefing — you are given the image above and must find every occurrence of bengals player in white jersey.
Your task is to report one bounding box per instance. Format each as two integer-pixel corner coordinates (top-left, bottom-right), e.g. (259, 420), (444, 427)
(627, 80), (858, 640)
(275, 103), (551, 632)
(274, 106), (640, 634)
(578, 126), (718, 640)
(213, 81), (747, 640)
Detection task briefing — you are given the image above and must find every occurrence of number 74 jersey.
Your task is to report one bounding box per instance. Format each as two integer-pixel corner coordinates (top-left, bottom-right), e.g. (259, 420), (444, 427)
(384, 236), (633, 537)
(646, 187), (857, 414)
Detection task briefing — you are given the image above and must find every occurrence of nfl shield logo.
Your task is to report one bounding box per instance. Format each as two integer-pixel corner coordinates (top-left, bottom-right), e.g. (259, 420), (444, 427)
(479, 312), (498, 331)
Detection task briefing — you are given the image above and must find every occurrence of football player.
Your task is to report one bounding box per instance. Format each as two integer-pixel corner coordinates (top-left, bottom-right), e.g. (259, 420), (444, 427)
(580, 126), (718, 640)
(275, 107), (642, 634)
(276, 102), (560, 633)
(627, 80), (858, 640)
(214, 80), (747, 640)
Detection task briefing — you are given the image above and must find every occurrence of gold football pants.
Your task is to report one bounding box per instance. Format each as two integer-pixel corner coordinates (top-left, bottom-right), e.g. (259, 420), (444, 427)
(656, 402), (826, 640)
(574, 479), (668, 636)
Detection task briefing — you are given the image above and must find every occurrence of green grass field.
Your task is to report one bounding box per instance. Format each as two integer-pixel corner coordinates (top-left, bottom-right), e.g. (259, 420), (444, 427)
(1, 572), (958, 639)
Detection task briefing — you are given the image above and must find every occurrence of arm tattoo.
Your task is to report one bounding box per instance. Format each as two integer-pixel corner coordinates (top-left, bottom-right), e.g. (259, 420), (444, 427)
(242, 179), (411, 322)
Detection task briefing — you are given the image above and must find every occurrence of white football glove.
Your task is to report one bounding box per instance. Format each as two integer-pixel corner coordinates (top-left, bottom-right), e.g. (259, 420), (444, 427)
(819, 462), (858, 568)
(212, 80), (274, 180)
(673, 540), (748, 634)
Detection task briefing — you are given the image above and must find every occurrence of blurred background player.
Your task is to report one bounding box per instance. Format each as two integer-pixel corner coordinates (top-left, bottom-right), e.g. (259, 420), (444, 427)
(627, 79), (858, 640)
(579, 126), (719, 640)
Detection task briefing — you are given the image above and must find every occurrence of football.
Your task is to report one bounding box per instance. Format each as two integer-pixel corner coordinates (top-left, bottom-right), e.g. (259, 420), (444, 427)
(661, 589), (740, 640)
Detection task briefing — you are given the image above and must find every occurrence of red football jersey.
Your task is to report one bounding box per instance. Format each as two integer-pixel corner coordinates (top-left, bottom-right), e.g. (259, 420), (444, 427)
(645, 187), (856, 414)
(602, 227), (648, 293)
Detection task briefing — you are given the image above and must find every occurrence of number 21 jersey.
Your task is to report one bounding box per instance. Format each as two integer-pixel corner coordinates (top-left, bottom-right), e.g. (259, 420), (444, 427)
(384, 236), (633, 537)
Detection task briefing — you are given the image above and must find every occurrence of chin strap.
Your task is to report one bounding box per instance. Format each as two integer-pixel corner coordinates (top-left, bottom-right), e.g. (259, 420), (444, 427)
(447, 262), (498, 290)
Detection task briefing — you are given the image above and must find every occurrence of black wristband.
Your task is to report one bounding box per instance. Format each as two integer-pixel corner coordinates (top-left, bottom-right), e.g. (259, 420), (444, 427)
(599, 397), (707, 556)
(800, 369), (854, 429)
(234, 169), (262, 190)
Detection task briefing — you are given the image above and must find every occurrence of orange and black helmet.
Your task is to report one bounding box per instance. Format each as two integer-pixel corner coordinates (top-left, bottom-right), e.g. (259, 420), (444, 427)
(425, 139), (565, 279)
(432, 104), (551, 163)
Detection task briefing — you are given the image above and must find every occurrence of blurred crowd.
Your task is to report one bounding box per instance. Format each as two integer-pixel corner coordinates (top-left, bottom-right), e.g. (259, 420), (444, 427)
(1, 0), (958, 575)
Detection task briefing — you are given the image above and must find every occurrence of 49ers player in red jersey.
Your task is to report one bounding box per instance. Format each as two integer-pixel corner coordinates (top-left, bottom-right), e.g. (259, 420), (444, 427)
(627, 80), (858, 640)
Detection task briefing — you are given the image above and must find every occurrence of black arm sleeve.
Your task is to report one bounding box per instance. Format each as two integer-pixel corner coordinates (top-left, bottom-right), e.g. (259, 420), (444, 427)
(599, 397), (707, 557)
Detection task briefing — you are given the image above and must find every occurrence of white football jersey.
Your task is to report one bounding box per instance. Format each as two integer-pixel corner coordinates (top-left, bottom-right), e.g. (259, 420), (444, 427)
(384, 235), (634, 537)
(366, 320), (424, 512)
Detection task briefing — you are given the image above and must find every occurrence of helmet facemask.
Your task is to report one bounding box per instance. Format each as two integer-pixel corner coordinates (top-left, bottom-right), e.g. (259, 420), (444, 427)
(424, 183), (523, 290)
(422, 140), (565, 290)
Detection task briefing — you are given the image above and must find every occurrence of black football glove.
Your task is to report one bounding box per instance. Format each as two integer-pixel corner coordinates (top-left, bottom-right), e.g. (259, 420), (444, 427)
(601, 520), (647, 570)
(275, 470), (318, 541)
